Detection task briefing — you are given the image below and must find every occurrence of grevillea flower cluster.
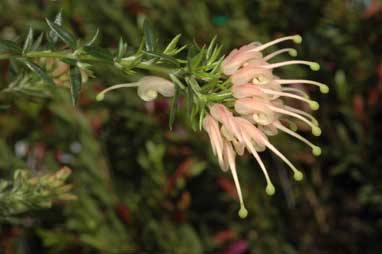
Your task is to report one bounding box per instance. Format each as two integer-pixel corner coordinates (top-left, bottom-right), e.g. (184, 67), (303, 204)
(96, 35), (327, 218)
(203, 35), (328, 218)
(0, 14), (328, 219)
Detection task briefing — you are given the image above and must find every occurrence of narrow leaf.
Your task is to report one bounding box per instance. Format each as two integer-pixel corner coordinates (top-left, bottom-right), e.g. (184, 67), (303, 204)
(0, 40), (22, 54)
(186, 85), (194, 116)
(46, 18), (77, 48)
(169, 73), (185, 90)
(83, 46), (114, 63)
(143, 19), (156, 52)
(117, 37), (127, 60)
(207, 45), (223, 65)
(48, 12), (63, 44)
(169, 87), (179, 130)
(190, 47), (206, 68)
(173, 45), (187, 55)
(86, 28), (99, 46)
(21, 59), (55, 86)
(206, 36), (217, 59)
(69, 66), (82, 105)
(22, 27), (34, 54)
(142, 50), (179, 66)
(198, 107), (206, 131)
(163, 34), (181, 54)
(31, 33), (44, 51)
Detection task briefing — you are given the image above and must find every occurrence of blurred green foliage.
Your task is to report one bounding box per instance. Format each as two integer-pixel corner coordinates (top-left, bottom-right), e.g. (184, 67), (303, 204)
(0, 0), (381, 253)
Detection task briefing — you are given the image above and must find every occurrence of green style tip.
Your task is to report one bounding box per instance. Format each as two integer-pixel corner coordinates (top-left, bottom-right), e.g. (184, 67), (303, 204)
(293, 35), (302, 44)
(266, 184), (276, 196)
(293, 171), (304, 181)
(96, 93), (105, 101)
(312, 126), (322, 136)
(309, 101), (320, 111)
(312, 146), (322, 156)
(320, 85), (329, 94)
(288, 49), (298, 57)
(238, 207), (248, 219)
(310, 62), (320, 71)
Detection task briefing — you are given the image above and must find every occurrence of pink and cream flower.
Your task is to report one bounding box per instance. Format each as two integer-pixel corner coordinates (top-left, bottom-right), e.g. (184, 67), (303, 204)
(204, 35), (328, 218)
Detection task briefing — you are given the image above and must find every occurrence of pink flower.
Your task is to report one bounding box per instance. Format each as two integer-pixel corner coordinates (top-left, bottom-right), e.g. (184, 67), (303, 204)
(202, 35), (328, 217)
(221, 42), (263, 75)
(221, 35), (304, 76)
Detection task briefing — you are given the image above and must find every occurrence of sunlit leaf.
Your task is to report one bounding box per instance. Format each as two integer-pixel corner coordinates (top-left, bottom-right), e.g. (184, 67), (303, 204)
(46, 18), (77, 48)
(48, 12), (63, 44)
(163, 34), (181, 54)
(86, 28), (100, 46)
(22, 26), (34, 54)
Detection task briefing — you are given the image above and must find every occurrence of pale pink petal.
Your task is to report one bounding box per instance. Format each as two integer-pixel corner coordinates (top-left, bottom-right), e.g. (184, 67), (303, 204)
(137, 76), (175, 101)
(231, 64), (272, 86)
(235, 117), (267, 152)
(221, 43), (263, 75)
(203, 115), (225, 169)
(234, 98), (270, 115)
(232, 84), (265, 99)
(210, 104), (243, 143)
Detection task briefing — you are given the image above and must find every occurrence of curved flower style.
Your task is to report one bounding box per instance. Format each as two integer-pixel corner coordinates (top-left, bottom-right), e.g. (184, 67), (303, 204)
(204, 35), (328, 218)
(96, 76), (175, 101)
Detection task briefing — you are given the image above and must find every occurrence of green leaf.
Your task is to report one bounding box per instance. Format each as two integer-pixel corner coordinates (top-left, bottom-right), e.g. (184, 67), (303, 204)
(83, 46), (114, 63)
(48, 12), (62, 44)
(20, 59), (55, 86)
(186, 85), (194, 116)
(207, 45), (222, 65)
(46, 18), (77, 48)
(61, 58), (77, 66)
(206, 36), (217, 59)
(142, 50), (179, 66)
(163, 34), (181, 54)
(22, 27), (34, 54)
(173, 45), (187, 55)
(198, 107), (206, 131)
(190, 47), (206, 69)
(31, 32), (44, 51)
(117, 37), (127, 60)
(186, 77), (201, 95)
(0, 40), (22, 54)
(86, 28), (99, 46)
(143, 19), (156, 52)
(169, 73), (185, 90)
(70, 66), (82, 105)
(169, 87), (179, 130)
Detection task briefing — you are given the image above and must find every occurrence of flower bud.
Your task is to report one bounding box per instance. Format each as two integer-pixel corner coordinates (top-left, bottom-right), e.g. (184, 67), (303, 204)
(137, 76), (175, 101)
